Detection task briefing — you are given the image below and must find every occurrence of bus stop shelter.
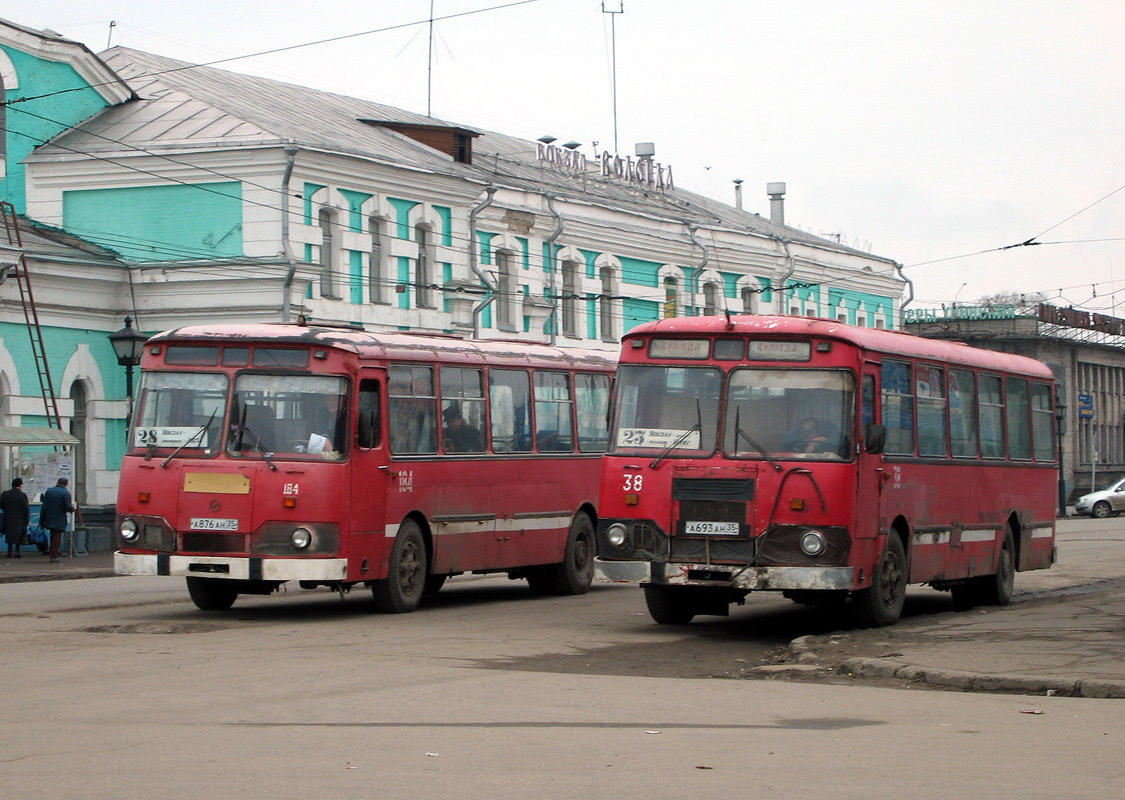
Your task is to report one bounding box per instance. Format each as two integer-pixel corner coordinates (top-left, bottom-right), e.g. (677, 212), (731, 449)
(0, 426), (82, 554)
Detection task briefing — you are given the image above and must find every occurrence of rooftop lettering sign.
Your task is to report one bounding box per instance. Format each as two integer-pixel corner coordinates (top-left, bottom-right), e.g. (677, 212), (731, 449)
(534, 143), (674, 191)
(904, 305), (1017, 323)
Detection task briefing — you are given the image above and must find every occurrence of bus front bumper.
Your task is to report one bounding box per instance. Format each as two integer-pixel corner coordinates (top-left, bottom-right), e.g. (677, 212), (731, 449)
(115, 552), (348, 582)
(650, 562), (855, 592)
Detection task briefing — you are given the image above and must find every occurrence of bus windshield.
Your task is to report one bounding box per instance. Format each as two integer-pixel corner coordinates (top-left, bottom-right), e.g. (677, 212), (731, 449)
(724, 368), (855, 461)
(612, 365), (722, 454)
(132, 372), (228, 453)
(228, 374), (349, 460)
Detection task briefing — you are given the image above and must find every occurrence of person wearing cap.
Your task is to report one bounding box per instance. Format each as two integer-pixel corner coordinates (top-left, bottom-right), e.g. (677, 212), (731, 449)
(441, 403), (483, 453)
(40, 477), (79, 563)
(1, 477), (30, 558)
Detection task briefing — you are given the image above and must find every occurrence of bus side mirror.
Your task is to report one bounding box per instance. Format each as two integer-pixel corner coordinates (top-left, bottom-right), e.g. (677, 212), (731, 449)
(864, 424), (886, 454)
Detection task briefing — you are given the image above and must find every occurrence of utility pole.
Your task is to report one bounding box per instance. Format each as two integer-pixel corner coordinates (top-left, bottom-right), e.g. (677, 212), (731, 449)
(426, 1), (435, 117)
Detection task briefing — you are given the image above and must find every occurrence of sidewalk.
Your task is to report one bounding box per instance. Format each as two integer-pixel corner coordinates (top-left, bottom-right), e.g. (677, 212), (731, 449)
(0, 548), (117, 583)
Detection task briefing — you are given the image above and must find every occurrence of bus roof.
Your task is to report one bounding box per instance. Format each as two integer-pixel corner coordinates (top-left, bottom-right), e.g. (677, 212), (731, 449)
(623, 315), (1054, 379)
(148, 324), (617, 370)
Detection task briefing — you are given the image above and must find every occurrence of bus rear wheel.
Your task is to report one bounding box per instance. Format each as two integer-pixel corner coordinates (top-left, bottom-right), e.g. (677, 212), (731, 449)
(186, 577), (238, 611)
(372, 520), (427, 613)
(951, 527), (1015, 610)
(644, 584), (696, 625)
(852, 534), (906, 628)
(526, 513), (595, 596)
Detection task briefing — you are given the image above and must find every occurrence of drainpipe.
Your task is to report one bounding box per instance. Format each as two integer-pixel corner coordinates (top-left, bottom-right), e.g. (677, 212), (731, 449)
(687, 225), (708, 317)
(544, 194), (563, 344)
(469, 187), (498, 338)
(779, 239), (795, 313)
(895, 261), (914, 322)
(280, 143), (300, 323)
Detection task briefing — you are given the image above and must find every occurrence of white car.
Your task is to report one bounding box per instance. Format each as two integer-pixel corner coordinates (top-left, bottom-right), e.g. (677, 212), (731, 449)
(1074, 478), (1125, 518)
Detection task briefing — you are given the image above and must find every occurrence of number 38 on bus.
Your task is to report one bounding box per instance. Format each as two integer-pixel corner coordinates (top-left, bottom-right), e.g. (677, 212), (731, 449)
(595, 315), (1057, 627)
(114, 323), (614, 611)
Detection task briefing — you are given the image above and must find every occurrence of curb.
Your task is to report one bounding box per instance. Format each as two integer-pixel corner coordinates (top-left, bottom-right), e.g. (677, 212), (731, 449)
(788, 635), (1125, 699)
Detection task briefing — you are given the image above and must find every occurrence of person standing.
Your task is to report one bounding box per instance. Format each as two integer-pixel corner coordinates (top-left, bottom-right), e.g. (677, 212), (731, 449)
(40, 477), (79, 563)
(1, 478), (30, 559)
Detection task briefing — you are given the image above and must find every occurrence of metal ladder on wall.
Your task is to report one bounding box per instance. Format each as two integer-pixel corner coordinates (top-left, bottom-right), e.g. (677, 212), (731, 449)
(1, 200), (63, 430)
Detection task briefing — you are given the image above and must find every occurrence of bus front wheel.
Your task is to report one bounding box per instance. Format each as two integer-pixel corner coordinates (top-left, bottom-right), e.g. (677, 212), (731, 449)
(852, 534), (906, 628)
(644, 584), (696, 625)
(372, 520), (427, 613)
(186, 577), (238, 611)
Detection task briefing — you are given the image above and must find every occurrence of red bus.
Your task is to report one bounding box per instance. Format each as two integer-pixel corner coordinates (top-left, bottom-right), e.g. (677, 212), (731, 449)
(114, 323), (615, 611)
(595, 315), (1057, 627)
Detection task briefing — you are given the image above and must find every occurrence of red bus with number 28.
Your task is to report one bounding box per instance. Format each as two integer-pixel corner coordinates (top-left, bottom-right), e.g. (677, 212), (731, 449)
(115, 323), (614, 611)
(595, 315), (1057, 627)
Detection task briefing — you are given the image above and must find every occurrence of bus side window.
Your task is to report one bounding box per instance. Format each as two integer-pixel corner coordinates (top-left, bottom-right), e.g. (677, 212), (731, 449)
(357, 378), (380, 449)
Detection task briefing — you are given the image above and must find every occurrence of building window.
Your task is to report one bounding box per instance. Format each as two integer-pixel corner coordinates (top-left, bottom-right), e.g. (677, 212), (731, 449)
(703, 282), (719, 316)
(561, 260), (578, 337)
(415, 223), (433, 308)
(599, 266), (615, 341)
(497, 250), (515, 330)
(368, 215), (385, 304)
(741, 287), (757, 315)
(319, 208), (338, 298)
(663, 276), (678, 319)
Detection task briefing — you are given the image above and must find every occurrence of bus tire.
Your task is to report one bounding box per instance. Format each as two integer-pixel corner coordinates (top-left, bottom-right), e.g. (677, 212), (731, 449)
(186, 577), (238, 611)
(852, 534), (906, 628)
(423, 574), (447, 596)
(372, 520), (427, 613)
(526, 513), (596, 596)
(644, 584), (696, 625)
(953, 527), (1015, 609)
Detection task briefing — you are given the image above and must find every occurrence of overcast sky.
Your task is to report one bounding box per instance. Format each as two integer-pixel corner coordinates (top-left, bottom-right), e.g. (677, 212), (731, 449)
(6, 0), (1123, 312)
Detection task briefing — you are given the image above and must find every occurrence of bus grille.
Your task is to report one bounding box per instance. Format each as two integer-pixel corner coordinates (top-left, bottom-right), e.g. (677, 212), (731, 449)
(181, 533), (248, 553)
(672, 478), (754, 501)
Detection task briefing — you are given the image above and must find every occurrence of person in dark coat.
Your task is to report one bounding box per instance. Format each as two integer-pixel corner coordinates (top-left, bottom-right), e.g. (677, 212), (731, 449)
(39, 477), (79, 563)
(1, 477), (30, 558)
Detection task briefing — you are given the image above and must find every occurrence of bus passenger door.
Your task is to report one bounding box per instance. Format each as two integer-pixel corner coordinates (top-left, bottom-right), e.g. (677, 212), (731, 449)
(349, 375), (388, 576)
(855, 369), (884, 544)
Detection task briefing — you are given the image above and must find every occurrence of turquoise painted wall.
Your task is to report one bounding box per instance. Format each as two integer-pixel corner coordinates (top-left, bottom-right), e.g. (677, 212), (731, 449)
(623, 298), (659, 335)
(0, 320), (132, 467)
(0, 46), (112, 213)
(349, 250), (363, 303)
(62, 182), (243, 261)
(618, 256), (661, 288)
(338, 189), (372, 231)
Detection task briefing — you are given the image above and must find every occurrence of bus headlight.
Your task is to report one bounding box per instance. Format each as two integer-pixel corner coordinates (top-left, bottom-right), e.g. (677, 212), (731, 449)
(606, 523), (628, 547)
(291, 527), (313, 550)
(119, 519), (139, 542)
(800, 530), (827, 557)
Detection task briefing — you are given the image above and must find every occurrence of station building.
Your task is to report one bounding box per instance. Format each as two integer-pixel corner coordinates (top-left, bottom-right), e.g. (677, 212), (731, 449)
(1, 17), (906, 506)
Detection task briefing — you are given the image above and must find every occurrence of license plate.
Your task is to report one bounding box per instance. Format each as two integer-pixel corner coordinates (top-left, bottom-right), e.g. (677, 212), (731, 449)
(189, 517), (239, 532)
(684, 521), (740, 536)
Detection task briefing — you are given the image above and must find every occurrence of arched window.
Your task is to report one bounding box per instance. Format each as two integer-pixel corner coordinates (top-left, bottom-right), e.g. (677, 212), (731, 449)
(663, 276), (678, 319)
(69, 382), (88, 504)
(703, 282), (719, 316)
(368, 215), (385, 304)
(599, 266), (615, 341)
(415, 223), (433, 308)
(741, 286), (757, 315)
(318, 208), (338, 297)
(496, 250), (515, 329)
(561, 260), (578, 336)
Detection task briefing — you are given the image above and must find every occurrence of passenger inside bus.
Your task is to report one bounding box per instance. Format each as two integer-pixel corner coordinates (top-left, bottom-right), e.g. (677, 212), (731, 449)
(442, 403), (483, 453)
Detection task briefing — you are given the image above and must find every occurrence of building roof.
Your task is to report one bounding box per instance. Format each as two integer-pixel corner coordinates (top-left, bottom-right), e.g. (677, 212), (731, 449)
(30, 46), (896, 266)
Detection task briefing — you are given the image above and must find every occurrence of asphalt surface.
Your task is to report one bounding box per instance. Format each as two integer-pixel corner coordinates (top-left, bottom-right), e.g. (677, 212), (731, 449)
(3, 535), (1123, 699)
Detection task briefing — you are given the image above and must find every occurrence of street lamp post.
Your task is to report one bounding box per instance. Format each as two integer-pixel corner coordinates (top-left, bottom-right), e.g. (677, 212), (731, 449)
(109, 316), (147, 440)
(1055, 386), (1068, 517)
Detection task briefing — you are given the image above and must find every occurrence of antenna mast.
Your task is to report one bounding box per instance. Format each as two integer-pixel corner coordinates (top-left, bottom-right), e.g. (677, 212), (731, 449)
(427, 1), (435, 116)
(601, 2), (624, 153)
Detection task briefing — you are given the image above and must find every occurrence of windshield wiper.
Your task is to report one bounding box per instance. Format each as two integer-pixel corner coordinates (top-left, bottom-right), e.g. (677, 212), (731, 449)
(650, 399), (705, 469)
(231, 402), (278, 472)
(734, 407), (783, 472)
(160, 410), (218, 468)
